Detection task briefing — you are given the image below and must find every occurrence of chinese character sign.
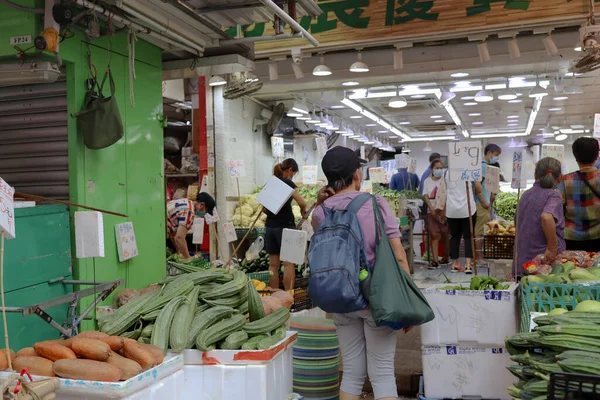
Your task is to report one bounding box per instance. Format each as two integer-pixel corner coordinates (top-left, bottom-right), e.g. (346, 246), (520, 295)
(0, 178), (15, 239)
(223, 221), (238, 243)
(115, 222), (138, 262)
(541, 144), (564, 166)
(271, 137), (284, 158)
(302, 165), (318, 185)
(315, 137), (328, 160)
(511, 151), (525, 189)
(448, 141), (483, 182)
(409, 158), (417, 174)
(192, 218), (205, 244)
(228, 160), (246, 179)
(594, 113), (600, 139)
(280, 228), (308, 265)
(484, 165), (500, 194)
(369, 167), (386, 184)
(395, 154), (411, 169)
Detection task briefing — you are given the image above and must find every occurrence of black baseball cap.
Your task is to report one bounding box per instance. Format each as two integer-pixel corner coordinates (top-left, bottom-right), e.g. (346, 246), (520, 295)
(197, 192), (216, 215)
(322, 146), (367, 182)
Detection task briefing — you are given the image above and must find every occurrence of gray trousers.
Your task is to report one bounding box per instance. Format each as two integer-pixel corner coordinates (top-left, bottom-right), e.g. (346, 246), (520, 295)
(333, 309), (398, 399)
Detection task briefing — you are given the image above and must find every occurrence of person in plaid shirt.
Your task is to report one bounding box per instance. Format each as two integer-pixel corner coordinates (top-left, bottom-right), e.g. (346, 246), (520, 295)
(557, 137), (600, 251)
(167, 192), (215, 258)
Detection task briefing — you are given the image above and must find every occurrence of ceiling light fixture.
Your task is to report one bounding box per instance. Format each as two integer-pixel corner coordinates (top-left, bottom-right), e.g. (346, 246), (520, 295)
(342, 81), (359, 86)
(478, 41), (491, 63)
(424, 142), (433, 151)
(411, 94), (427, 99)
(399, 121), (411, 125)
(404, 136), (457, 142)
(341, 132), (354, 137)
(439, 86), (456, 105)
(292, 100), (309, 114)
(435, 120), (446, 123)
(549, 108), (562, 111)
(564, 75), (584, 94)
(507, 123), (518, 127)
(455, 81), (472, 87)
(350, 116), (362, 119)
(543, 34), (560, 56)
(497, 78), (518, 100)
(508, 99), (522, 103)
(393, 48), (404, 70)
(472, 121), (484, 125)
(350, 51), (369, 72)
(555, 134), (568, 141)
(451, 72), (469, 78)
(475, 81), (494, 102)
(430, 115), (443, 119)
(462, 96), (475, 100)
(330, 105), (345, 109)
(529, 76), (548, 98)
(508, 37), (521, 59)
(469, 113), (481, 116)
(313, 56), (332, 76)
(268, 62), (278, 81)
(553, 96), (569, 101)
(208, 75), (227, 86)
(287, 110), (302, 117)
(366, 123), (377, 127)
(525, 97), (543, 137)
(388, 86), (407, 108)
(291, 63), (304, 79)
(464, 102), (478, 106)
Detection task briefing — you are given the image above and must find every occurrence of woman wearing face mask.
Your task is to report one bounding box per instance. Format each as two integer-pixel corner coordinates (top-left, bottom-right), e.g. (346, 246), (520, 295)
(516, 157), (565, 270)
(265, 158), (307, 291)
(422, 159), (449, 269)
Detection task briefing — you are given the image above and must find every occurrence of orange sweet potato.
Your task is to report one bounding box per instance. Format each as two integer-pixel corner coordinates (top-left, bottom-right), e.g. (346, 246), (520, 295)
(122, 340), (154, 370)
(34, 341), (77, 362)
(105, 351), (142, 380)
(53, 359), (121, 382)
(16, 348), (37, 358)
(77, 331), (109, 340)
(13, 356), (54, 377)
(101, 336), (124, 353)
(139, 344), (164, 366)
(71, 338), (111, 361)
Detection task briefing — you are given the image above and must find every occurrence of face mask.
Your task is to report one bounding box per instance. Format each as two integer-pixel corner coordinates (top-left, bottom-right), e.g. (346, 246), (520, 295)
(490, 156), (500, 164)
(196, 211), (206, 217)
(433, 169), (444, 178)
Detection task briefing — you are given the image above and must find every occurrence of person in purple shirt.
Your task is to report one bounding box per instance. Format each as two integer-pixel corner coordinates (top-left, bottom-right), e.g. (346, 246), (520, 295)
(516, 157), (565, 273)
(419, 152), (441, 195)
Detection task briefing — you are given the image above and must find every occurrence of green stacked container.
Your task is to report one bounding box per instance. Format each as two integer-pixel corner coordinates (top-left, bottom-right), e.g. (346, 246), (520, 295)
(291, 316), (340, 400)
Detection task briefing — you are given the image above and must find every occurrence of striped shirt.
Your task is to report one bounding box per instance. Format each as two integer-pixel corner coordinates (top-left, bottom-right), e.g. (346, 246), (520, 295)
(557, 169), (600, 241)
(166, 199), (195, 235)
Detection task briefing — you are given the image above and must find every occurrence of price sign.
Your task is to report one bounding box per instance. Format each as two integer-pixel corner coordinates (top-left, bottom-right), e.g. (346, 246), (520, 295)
(395, 154), (411, 169)
(0, 177), (15, 239)
(223, 221), (238, 243)
(484, 165), (500, 194)
(302, 165), (318, 185)
(204, 207), (220, 224)
(369, 167), (386, 183)
(409, 158), (417, 174)
(360, 146), (366, 160)
(271, 137), (284, 158)
(315, 137), (328, 160)
(595, 114), (600, 139)
(192, 218), (205, 244)
(448, 141), (483, 182)
(228, 160), (246, 178)
(256, 176), (294, 215)
(511, 151), (525, 189)
(280, 228), (308, 265)
(541, 144), (564, 166)
(115, 222), (138, 262)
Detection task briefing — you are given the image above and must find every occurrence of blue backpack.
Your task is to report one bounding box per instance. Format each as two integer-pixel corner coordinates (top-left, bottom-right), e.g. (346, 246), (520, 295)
(307, 193), (371, 313)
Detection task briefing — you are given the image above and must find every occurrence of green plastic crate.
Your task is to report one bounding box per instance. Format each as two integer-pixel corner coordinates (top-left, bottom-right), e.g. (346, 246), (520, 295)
(235, 228), (266, 241)
(247, 271), (270, 285)
(519, 281), (600, 332)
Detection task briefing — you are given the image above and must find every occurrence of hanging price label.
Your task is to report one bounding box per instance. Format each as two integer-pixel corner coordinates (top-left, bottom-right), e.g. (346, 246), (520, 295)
(0, 177), (15, 239)
(228, 160), (246, 178)
(223, 221), (238, 243)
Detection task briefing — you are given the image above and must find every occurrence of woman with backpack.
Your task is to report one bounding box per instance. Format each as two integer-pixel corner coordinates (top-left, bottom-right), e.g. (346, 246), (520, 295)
(311, 146), (410, 400)
(265, 158), (307, 291)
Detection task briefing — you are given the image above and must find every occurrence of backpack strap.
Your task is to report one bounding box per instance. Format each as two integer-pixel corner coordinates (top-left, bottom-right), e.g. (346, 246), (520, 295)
(346, 193), (371, 215)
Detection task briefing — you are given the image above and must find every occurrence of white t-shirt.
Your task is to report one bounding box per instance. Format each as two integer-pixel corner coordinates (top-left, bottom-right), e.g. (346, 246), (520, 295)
(422, 177), (443, 209)
(443, 175), (476, 219)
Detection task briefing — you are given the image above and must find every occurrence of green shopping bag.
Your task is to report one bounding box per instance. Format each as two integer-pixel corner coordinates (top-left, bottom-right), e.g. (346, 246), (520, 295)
(368, 196), (435, 330)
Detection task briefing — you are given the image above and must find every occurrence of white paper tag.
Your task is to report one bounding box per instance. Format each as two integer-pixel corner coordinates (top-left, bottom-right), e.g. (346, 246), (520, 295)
(395, 154), (411, 169)
(271, 137), (284, 158)
(200, 175), (209, 193)
(256, 176), (295, 215)
(205, 208), (220, 224)
(0, 177), (15, 239)
(484, 165), (500, 193)
(223, 221), (238, 243)
(302, 165), (318, 185)
(115, 222), (138, 262)
(280, 228), (308, 265)
(192, 218), (205, 244)
(315, 137), (328, 160)
(369, 167), (386, 183)
(448, 141), (483, 182)
(75, 211), (105, 258)
(228, 160), (246, 178)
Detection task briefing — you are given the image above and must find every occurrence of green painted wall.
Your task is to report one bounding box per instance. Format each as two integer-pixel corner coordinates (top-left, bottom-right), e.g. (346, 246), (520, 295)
(0, 1), (166, 326)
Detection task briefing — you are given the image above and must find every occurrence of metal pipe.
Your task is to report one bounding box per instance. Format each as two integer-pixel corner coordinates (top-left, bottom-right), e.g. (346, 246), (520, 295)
(258, 0), (319, 47)
(73, 0), (203, 56)
(0, 0), (43, 14)
(220, 33), (303, 45)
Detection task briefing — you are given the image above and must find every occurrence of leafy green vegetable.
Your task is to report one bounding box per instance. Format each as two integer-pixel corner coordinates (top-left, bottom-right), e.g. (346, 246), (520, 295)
(494, 192), (518, 221)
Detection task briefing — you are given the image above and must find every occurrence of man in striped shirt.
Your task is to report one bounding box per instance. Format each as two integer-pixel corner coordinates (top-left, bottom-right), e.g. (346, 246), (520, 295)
(167, 192), (215, 258)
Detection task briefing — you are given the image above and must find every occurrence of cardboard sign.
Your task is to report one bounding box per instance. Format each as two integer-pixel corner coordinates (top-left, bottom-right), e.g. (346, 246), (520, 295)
(303, 146), (309, 162)
(256, 176), (295, 215)
(315, 137), (328, 160)
(0, 178), (15, 239)
(409, 158), (417, 175)
(448, 141), (483, 182)
(75, 211), (104, 258)
(228, 160), (246, 178)
(200, 175), (209, 193)
(192, 217), (205, 244)
(280, 228), (308, 265)
(484, 165), (500, 194)
(360, 145), (366, 160)
(595, 113), (600, 138)
(204, 207), (220, 224)
(115, 222), (138, 262)
(541, 144), (564, 166)
(511, 151), (525, 189)
(369, 167), (386, 184)
(223, 221), (238, 243)
(302, 165), (318, 185)
(395, 154), (411, 169)
(271, 136), (284, 158)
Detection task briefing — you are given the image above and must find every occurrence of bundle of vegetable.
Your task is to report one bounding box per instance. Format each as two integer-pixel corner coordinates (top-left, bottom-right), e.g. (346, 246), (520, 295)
(239, 250), (308, 278)
(100, 267), (291, 353)
(493, 191), (518, 221)
(506, 306), (600, 398)
(167, 254), (213, 274)
(7, 331), (165, 382)
(485, 219), (515, 236)
(438, 275), (511, 291)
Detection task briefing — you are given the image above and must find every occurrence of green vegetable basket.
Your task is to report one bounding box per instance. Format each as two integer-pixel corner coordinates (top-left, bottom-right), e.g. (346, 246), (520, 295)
(235, 228), (266, 241)
(519, 281), (600, 332)
(247, 271), (270, 286)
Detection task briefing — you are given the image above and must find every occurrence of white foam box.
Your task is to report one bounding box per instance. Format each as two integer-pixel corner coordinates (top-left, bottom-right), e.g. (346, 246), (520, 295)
(0, 355), (183, 399)
(422, 346), (513, 400)
(167, 332), (297, 400)
(420, 283), (519, 347)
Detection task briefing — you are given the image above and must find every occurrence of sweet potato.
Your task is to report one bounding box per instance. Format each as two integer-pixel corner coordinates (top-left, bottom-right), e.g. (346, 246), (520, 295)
(139, 343), (164, 366)
(0, 349), (14, 370)
(13, 356), (54, 377)
(271, 290), (294, 309)
(71, 338), (111, 361)
(105, 351), (142, 380)
(34, 341), (77, 362)
(77, 331), (109, 340)
(101, 336), (124, 352)
(16, 348), (37, 358)
(53, 359), (121, 382)
(123, 340), (154, 370)
(262, 296), (283, 315)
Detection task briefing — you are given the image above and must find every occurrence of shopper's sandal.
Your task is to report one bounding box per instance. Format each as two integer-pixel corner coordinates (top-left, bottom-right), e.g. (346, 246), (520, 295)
(465, 264), (473, 274)
(428, 261), (439, 270)
(451, 264), (463, 273)
(440, 258), (449, 265)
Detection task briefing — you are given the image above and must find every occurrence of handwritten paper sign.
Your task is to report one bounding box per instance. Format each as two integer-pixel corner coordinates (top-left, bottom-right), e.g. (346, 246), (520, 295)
(204, 207), (220, 224)
(303, 146), (309, 162)
(200, 175), (209, 193)
(395, 154), (411, 169)
(271, 136), (284, 158)
(484, 165), (500, 194)
(223, 221), (238, 243)
(280, 228), (308, 265)
(448, 141), (483, 182)
(315, 137), (328, 160)
(409, 158), (417, 175)
(360, 145), (366, 160)
(0, 178), (15, 239)
(192, 217), (205, 244)
(228, 160), (246, 178)
(115, 222), (138, 262)
(595, 114), (600, 138)
(302, 165), (318, 185)
(511, 151), (525, 189)
(369, 167), (386, 183)
(541, 144), (564, 166)
(380, 160), (396, 183)
(256, 176), (295, 214)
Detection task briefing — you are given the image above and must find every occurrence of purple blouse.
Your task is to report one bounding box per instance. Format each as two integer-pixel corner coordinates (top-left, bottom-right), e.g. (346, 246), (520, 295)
(516, 182), (566, 269)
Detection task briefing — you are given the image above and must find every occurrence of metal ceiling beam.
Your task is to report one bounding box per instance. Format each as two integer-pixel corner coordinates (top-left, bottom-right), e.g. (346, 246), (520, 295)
(162, 54), (255, 80)
(258, 0), (319, 47)
(194, 3), (264, 13)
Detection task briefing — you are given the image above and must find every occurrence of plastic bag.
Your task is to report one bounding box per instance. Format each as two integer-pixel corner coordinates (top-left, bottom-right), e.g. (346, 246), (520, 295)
(245, 236), (265, 262)
(556, 250), (593, 268)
